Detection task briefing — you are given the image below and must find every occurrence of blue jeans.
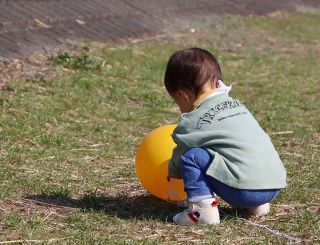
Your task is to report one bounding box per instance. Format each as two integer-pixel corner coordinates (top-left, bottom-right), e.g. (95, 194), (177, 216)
(181, 148), (280, 208)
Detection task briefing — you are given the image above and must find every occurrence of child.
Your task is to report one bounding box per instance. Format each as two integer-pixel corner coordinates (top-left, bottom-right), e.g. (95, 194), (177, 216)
(164, 47), (287, 225)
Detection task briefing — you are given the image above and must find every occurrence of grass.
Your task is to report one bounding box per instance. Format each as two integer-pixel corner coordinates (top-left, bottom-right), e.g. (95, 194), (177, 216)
(0, 9), (319, 244)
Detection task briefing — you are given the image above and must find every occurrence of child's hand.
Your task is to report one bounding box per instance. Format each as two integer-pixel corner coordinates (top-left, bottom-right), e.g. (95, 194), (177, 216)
(167, 174), (182, 182)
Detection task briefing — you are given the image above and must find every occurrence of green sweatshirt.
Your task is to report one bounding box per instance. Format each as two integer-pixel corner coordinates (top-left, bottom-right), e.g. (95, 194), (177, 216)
(169, 93), (287, 190)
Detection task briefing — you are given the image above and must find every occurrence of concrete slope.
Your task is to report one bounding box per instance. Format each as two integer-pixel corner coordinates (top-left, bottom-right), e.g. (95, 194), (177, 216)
(0, 0), (319, 59)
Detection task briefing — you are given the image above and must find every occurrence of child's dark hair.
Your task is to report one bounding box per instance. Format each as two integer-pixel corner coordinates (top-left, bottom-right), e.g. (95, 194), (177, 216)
(164, 47), (222, 95)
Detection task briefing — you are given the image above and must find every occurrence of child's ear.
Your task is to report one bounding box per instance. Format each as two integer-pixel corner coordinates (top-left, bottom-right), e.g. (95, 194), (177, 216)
(176, 89), (191, 102)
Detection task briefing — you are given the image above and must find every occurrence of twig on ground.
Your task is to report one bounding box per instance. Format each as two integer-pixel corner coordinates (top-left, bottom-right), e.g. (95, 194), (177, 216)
(273, 203), (319, 207)
(42, 211), (55, 221)
(36, 156), (56, 161)
(0, 237), (69, 244)
(282, 152), (304, 157)
(64, 148), (100, 152)
(270, 131), (293, 135)
(89, 143), (109, 148)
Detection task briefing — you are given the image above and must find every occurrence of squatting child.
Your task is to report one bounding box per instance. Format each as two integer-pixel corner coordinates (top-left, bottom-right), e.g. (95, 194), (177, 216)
(164, 47), (287, 225)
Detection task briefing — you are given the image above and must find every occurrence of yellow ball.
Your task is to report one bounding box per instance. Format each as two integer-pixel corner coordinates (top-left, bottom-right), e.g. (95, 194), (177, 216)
(135, 125), (186, 201)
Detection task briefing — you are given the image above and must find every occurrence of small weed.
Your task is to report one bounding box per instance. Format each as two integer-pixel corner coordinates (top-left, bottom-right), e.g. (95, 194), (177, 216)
(40, 186), (73, 199)
(48, 52), (102, 71)
(2, 212), (21, 228)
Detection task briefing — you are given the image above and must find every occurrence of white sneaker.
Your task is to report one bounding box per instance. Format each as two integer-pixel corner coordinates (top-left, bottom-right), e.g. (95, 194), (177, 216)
(173, 198), (220, 225)
(246, 203), (270, 216)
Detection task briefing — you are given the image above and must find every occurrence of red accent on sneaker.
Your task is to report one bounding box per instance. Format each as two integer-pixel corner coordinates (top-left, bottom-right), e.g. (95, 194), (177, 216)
(212, 199), (219, 207)
(188, 212), (198, 223)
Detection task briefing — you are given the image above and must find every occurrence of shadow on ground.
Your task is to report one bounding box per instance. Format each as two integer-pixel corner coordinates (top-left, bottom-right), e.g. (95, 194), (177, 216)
(24, 193), (183, 222)
(24, 193), (240, 222)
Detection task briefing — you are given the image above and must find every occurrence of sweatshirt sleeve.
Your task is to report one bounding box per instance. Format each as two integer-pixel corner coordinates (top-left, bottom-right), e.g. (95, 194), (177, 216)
(168, 116), (191, 177)
(168, 144), (186, 177)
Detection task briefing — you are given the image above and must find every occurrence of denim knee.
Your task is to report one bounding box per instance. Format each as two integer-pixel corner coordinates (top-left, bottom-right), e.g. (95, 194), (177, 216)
(181, 148), (213, 172)
(181, 148), (215, 201)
